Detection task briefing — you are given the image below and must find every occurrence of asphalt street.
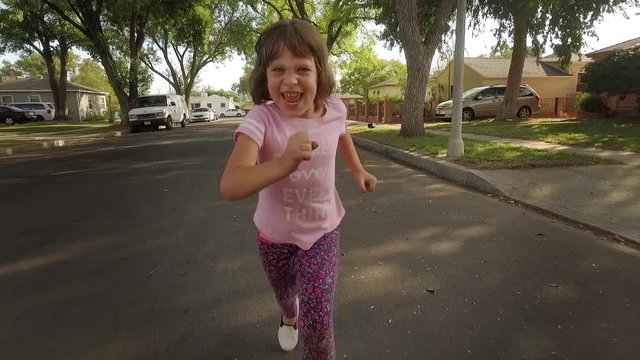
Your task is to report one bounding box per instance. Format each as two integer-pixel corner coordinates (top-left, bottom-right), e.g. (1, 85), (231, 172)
(1, 121), (639, 360)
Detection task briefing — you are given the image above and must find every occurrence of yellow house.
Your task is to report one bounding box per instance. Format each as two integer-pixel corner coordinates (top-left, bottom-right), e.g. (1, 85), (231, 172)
(368, 80), (402, 98)
(335, 93), (364, 105)
(433, 57), (577, 101)
(367, 80), (432, 100)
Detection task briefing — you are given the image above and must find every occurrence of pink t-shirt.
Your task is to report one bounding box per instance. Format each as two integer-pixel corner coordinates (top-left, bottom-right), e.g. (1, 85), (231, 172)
(234, 96), (347, 250)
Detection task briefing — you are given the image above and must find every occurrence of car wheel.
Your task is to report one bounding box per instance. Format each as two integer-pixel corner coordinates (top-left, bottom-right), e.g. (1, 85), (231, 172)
(235, 113), (241, 117)
(517, 106), (531, 118)
(462, 108), (475, 121)
(4, 117), (15, 125)
(219, 113), (225, 118)
(180, 116), (186, 128)
(36, 115), (45, 121)
(130, 126), (140, 133)
(166, 116), (174, 130)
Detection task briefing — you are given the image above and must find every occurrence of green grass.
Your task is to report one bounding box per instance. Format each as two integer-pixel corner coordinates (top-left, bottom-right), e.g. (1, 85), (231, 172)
(0, 121), (116, 136)
(425, 118), (640, 152)
(350, 124), (612, 169)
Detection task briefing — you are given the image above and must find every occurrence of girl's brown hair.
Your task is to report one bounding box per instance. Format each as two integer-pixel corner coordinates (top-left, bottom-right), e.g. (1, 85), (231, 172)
(249, 19), (335, 106)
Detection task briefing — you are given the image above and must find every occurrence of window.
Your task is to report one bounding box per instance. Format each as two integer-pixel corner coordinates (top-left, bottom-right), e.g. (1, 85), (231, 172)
(193, 103), (201, 108)
(518, 87), (533, 97)
(29, 94), (41, 102)
(1, 95), (14, 105)
(99, 97), (106, 109)
(220, 102), (226, 108)
(207, 103), (212, 108)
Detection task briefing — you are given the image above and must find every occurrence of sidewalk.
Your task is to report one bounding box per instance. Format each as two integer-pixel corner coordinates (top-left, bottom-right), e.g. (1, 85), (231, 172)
(352, 125), (640, 246)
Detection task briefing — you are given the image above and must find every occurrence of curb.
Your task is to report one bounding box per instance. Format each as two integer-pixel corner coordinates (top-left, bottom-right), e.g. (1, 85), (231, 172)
(353, 136), (640, 247)
(353, 137), (507, 196)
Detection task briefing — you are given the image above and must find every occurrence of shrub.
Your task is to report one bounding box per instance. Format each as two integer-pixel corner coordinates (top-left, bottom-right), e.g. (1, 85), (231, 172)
(576, 93), (610, 114)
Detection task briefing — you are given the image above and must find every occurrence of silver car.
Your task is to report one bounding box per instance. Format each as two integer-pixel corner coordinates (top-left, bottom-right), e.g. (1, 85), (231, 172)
(435, 84), (541, 121)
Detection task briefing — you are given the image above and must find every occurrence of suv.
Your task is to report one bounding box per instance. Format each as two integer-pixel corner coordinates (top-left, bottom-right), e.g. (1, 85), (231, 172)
(435, 84), (541, 121)
(219, 109), (245, 117)
(10, 102), (55, 121)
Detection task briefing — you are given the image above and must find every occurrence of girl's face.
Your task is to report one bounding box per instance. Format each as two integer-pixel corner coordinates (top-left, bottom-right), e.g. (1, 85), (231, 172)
(266, 47), (319, 119)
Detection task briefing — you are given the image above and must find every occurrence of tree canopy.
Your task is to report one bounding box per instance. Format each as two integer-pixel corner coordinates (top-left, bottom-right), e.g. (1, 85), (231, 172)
(337, 39), (407, 99)
(583, 47), (640, 96)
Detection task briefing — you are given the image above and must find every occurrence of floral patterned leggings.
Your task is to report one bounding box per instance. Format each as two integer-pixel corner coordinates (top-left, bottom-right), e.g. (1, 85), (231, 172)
(257, 228), (340, 360)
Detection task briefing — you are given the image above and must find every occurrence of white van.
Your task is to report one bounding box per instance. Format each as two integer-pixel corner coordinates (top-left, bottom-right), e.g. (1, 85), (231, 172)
(128, 94), (190, 132)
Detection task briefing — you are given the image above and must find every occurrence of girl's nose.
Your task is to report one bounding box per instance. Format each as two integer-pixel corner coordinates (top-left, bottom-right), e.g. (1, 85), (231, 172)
(283, 71), (298, 85)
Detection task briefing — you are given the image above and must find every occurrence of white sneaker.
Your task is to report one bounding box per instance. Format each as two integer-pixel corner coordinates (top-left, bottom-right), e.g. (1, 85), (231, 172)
(277, 297), (299, 351)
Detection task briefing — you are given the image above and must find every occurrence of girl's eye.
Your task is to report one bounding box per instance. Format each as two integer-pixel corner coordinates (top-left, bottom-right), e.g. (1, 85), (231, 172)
(298, 68), (311, 73)
(271, 68), (284, 73)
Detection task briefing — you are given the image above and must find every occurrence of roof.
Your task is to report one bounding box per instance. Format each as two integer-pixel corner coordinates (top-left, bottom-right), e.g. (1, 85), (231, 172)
(464, 57), (572, 78)
(585, 36), (640, 57)
(0, 77), (108, 94)
(369, 80), (398, 89)
(541, 53), (590, 63)
(335, 93), (364, 99)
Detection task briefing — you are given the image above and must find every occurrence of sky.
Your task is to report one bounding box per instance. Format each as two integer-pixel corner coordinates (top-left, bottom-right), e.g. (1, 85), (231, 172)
(2, 8), (639, 94)
(156, 9), (640, 93)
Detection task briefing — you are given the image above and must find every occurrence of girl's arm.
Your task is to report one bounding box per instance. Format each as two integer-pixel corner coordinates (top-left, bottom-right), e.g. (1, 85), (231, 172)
(220, 132), (317, 201)
(338, 132), (377, 192)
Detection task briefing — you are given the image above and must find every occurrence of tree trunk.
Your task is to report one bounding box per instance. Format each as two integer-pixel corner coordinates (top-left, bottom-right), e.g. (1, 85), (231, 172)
(395, 0), (456, 137)
(495, 12), (528, 121)
(42, 49), (61, 119)
(57, 40), (70, 120)
(395, 0), (428, 137)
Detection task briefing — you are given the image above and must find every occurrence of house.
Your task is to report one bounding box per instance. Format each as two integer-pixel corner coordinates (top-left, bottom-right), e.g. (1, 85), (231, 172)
(189, 93), (236, 114)
(367, 80), (431, 101)
(433, 57), (576, 101)
(335, 93), (364, 105)
(0, 77), (108, 121)
(368, 80), (401, 99)
(585, 36), (640, 62)
(540, 53), (592, 92)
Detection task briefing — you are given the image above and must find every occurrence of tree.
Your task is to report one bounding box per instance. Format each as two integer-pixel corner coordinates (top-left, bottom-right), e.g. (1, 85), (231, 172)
(374, 0), (457, 137)
(471, 0), (640, 121)
(583, 47), (640, 98)
(0, 60), (22, 81)
(41, 0), (178, 125)
(142, 0), (252, 107)
(337, 39), (407, 99)
(247, 0), (371, 55)
(0, 0), (82, 119)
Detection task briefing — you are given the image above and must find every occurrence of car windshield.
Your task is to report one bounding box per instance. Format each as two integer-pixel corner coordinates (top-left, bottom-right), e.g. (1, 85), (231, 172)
(194, 108), (208, 112)
(462, 88), (483, 100)
(132, 96), (167, 108)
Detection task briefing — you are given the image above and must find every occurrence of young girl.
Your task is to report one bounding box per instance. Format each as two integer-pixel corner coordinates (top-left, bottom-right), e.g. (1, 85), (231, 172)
(220, 19), (377, 359)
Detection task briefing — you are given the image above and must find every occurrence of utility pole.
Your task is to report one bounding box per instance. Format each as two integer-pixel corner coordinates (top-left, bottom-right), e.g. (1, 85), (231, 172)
(447, 0), (465, 158)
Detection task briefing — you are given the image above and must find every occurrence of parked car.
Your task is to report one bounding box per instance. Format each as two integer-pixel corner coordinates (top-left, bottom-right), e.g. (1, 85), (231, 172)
(435, 84), (541, 121)
(219, 108), (245, 117)
(10, 102), (55, 121)
(128, 94), (190, 133)
(191, 107), (218, 122)
(0, 105), (37, 125)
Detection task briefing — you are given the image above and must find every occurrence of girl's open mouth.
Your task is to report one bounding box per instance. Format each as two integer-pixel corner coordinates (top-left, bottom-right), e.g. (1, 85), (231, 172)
(282, 92), (302, 104)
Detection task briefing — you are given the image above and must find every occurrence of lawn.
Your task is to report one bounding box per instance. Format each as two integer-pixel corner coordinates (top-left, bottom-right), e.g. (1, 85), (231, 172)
(0, 121), (117, 136)
(350, 124), (613, 169)
(425, 118), (640, 152)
